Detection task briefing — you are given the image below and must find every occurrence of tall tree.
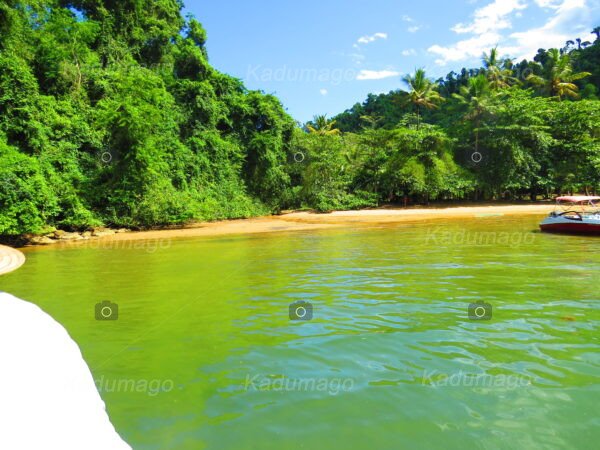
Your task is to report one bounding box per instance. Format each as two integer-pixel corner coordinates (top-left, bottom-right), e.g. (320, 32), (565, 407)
(306, 115), (341, 136)
(482, 47), (517, 90)
(527, 48), (591, 99)
(402, 68), (444, 129)
(452, 74), (493, 156)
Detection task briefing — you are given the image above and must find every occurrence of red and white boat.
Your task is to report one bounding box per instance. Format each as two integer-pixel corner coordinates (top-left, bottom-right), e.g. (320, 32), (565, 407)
(540, 196), (600, 235)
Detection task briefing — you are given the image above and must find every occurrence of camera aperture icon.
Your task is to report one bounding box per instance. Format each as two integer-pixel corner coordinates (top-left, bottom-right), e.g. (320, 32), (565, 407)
(468, 301), (492, 321)
(95, 300), (119, 321)
(293, 151), (305, 163)
(289, 301), (313, 321)
(100, 152), (113, 164)
(464, 147), (489, 169)
(471, 151), (483, 164)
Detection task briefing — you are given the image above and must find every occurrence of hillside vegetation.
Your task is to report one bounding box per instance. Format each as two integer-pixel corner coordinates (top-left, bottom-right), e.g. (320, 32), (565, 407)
(0, 0), (295, 234)
(0, 1), (599, 235)
(317, 42), (600, 209)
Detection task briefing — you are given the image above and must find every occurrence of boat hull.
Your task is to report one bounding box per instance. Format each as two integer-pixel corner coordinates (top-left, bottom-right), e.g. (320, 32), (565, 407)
(540, 216), (600, 235)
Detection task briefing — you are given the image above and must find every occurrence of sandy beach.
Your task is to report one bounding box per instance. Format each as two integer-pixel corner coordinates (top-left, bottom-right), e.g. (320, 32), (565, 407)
(42, 204), (553, 246)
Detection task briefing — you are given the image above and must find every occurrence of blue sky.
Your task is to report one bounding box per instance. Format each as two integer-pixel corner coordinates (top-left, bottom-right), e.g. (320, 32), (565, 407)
(183, 0), (600, 122)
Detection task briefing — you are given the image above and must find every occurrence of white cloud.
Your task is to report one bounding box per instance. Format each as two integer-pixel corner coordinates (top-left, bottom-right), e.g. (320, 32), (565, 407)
(402, 49), (417, 56)
(357, 32), (388, 44)
(319, 89), (328, 96)
(534, 0), (563, 8)
(357, 70), (401, 80)
(402, 15), (423, 32)
(510, 0), (595, 60)
(451, 0), (527, 34)
(428, 32), (502, 65)
(427, 0), (594, 66)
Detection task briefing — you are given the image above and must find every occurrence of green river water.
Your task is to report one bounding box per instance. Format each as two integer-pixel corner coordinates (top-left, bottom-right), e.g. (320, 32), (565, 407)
(1, 215), (599, 450)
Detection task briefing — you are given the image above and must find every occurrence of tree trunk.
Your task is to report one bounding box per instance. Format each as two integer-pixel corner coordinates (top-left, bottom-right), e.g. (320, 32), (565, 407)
(530, 187), (537, 202)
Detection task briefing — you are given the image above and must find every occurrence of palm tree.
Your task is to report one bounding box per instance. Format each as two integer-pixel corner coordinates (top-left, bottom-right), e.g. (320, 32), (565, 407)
(482, 47), (517, 90)
(306, 115), (341, 135)
(526, 48), (591, 100)
(563, 40), (576, 53)
(452, 74), (492, 155)
(360, 114), (383, 130)
(402, 68), (444, 129)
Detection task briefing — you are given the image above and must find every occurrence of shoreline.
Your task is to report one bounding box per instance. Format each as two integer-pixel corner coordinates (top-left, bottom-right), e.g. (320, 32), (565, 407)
(20, 204), (553, 249)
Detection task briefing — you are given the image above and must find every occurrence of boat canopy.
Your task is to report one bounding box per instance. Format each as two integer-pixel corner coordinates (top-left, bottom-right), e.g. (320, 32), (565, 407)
(556, 196), (600, 203)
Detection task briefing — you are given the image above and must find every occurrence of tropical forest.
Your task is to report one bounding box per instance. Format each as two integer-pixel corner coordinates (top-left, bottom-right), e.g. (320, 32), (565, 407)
(1, 0), (599, 236)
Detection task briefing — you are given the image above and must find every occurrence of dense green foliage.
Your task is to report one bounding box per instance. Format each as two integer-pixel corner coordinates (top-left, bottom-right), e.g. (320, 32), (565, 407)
(334, 39), (600, 134)
(0, 2), (599, 233)
(0, 0), (295, 234)
(323, 37), (600, 207)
